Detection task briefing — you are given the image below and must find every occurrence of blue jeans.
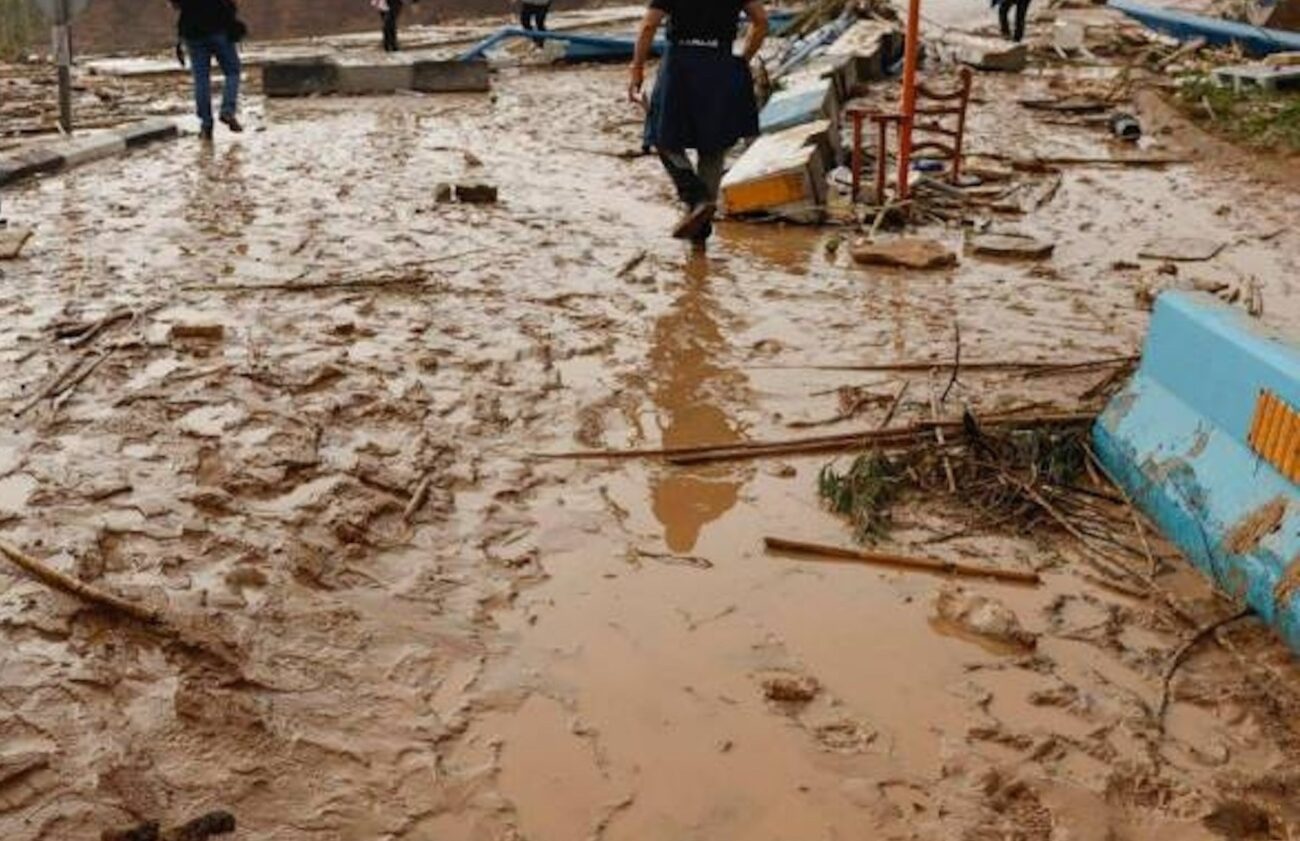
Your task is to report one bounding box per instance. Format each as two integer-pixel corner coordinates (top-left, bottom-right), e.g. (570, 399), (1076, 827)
(187, 33), (241, 131)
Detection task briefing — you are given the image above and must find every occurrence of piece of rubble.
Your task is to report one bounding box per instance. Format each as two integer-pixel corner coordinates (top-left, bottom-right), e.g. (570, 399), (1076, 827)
(436, 182), (499, 205)
(1138, 237), (1225, 262)
(0, 227), (34, 260)
(851, 237), (958, 270)
(169, 324), (225, 342)
(761, 673), (821, 704)
(970, 233), (1055, 260)
(934, 586), (1037, 652)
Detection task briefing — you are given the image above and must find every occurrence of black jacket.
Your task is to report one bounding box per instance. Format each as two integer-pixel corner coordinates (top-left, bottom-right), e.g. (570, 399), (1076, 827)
(172, 0), (239, 40)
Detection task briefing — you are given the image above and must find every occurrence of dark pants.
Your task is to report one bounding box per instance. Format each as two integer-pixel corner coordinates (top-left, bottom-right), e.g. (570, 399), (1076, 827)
(520, 3), (550, 46)
(382, 1), (404, 52)
(998, 0), (1030, 42)
(659, 148), (726, 240)
(186, 32), (241, 132)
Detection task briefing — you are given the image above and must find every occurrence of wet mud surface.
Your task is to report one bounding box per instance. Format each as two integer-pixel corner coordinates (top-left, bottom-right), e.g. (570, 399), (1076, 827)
(2, 17), (1300, 841)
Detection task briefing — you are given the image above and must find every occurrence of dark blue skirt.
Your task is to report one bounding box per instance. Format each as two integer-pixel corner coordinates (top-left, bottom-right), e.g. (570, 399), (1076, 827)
(644, 45), (759, 154)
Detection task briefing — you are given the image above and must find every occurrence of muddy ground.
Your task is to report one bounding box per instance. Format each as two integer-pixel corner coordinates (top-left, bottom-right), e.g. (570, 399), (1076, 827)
(2, 3), (1300, 840)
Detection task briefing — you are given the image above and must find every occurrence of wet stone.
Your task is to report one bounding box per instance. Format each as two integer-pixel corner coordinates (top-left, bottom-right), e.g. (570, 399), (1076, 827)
(851, 237), (958, 270)
(970, 233), (1056, 260)
(761, 673), (821, 704)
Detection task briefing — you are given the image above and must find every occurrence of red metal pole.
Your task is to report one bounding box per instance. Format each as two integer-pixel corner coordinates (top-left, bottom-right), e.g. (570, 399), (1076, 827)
(896, 0), (922, 199)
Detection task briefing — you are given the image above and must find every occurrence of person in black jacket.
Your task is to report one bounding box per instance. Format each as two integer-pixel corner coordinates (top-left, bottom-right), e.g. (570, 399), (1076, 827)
(629, 0), (768, 245)
(171, 0), (245, 139)
(378, 0), (421, 52)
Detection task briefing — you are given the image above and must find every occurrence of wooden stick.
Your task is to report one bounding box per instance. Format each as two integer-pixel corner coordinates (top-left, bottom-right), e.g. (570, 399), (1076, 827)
(0, 539), (161, 625)
(929, 370), (958, 493)
(877, 381), (909, 430)
(13, 352), (94, 417)
(539, 413), (1098, 463)
(751, 355), (1137, 374)
(763, 537), (1041, 585)
(1157, 608), (1251, 729)
(403, 473), (433, 523)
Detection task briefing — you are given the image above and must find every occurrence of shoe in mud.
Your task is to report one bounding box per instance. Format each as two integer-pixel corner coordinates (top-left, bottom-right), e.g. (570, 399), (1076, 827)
(199, 125), (214, 141)
(672, 202), (716, 241)
(219, 113), (244, 133)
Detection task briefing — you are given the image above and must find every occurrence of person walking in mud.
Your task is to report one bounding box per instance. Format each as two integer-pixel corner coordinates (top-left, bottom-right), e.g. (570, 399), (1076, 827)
(629, 0), (768, 246)
(519, 0), (554, 47)
(172, 0), (245, 140)
(375, 0), (419, 52)
(997, 0), (1032, 42)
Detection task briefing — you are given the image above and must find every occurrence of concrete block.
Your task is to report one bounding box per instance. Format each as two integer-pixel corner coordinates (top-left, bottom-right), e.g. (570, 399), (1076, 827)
(120, 118), (179, 148)
(0, 147), (64, 186)
(930, 32), (1027, 71)
(721, 120), (831, 222)
(263, 57), (340, 97)
(50, 134), (126, 168)
(1094, 292), (1300, 653)
(336, 62), (415, 95)
(412, 59), (491, 93)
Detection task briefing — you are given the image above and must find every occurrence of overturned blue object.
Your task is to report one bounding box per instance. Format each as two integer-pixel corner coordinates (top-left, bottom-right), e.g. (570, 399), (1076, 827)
(459, 28), (666, 62)
(1094, 292), (1300, 652)
(1108, 0), (1300, 56)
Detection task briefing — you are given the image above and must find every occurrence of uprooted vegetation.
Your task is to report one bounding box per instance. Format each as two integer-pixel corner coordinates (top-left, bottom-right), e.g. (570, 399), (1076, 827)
(818, 413), (1093, 545)
(1177, 73), (1300, 153)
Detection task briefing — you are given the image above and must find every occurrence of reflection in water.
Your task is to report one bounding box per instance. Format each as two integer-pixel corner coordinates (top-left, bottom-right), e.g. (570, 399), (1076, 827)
(647, 253), (750, 553)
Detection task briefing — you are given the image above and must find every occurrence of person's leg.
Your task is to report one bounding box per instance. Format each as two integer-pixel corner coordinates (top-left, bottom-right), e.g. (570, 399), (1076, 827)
(696, 149), (727, 205)
(213, 33), (241, 124)
(187, 37), (215, 136)
(658, 149), (708, 206)
(1014, 0), (1031, 41)
(997, 0), (1013, 38)
(383, 6), (398, 51)
(535, 3), (550, 33)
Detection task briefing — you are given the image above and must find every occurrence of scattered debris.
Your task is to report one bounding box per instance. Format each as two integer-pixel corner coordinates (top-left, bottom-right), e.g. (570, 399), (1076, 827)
(850, 237), (957, 270)
(764, 536), (1041, 584)
(761, 673), (821, 704)
(1139, 237), (1226, 262)
(102, 810), (236, 841)
(436, 182), (499, 204)
(970, 233), (1056, 260)
(933, 586), (1038, 652)
(0, 226), (33, 259)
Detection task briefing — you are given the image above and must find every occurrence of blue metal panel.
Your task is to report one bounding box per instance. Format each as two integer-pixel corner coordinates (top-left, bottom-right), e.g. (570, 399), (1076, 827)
(1108, 0), (1300, 56)
(459, 28), (666, 62)
(1094, 292), (1299, 653)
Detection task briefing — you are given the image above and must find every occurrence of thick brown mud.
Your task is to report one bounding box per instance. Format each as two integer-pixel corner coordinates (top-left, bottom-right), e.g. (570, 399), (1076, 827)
(1, 8), (1300, 840)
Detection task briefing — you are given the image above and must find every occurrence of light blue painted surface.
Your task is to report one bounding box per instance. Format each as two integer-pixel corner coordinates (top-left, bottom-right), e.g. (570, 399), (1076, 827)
(760, 80), (834, 133)
(1108, 0), (1300, 55)
(1094, 292), (1299, 652)
(459, 28), (666, 62)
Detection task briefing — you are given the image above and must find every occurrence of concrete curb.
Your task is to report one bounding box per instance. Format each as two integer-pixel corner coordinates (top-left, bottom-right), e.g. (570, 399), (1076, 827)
(263, 56), (491, 97)
(1094, 292), (1300, 653)
(0, 118), (180, 188)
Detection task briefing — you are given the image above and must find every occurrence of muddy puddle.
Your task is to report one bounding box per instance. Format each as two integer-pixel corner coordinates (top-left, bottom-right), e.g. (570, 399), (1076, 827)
(0, 15), (1299, 841)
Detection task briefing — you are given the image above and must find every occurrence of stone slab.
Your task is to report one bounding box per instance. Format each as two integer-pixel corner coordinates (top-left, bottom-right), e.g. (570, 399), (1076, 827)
(0, 147), (64, 186)
(49, 134), (126, 168)
(970, 234), (1056, 259)
(760, 76), (838, 134)
(263, 57), (340, 97)
(930, 32), (1027, 71)
(120, 118), (180, 148)
(412, 59), (491, 93)
(336, 62), (416, 95)
(851, 237), (958, 270)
